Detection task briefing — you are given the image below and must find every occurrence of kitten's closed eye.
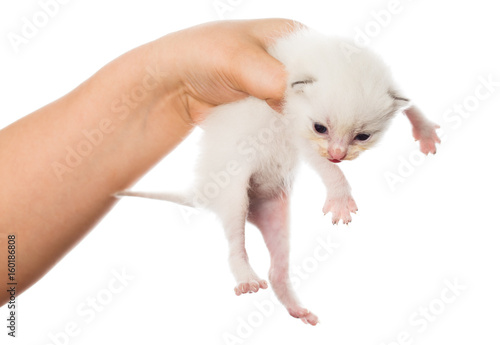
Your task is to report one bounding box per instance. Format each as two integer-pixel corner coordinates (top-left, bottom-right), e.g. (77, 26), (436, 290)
(291, 79), (314, 88)
(354, 133), (370, 141)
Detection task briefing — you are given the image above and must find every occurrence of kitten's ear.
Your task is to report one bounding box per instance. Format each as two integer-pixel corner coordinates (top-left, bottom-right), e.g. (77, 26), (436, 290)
(291, 78), (315, 93)
(389, 89), (411, 110)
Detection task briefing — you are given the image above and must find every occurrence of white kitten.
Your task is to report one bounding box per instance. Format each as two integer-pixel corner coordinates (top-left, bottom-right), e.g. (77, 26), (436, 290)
(117, 28), (440, 325)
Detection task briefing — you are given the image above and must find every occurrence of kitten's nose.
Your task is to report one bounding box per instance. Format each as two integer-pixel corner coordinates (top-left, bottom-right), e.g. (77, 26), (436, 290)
(328, 147), (347, 161)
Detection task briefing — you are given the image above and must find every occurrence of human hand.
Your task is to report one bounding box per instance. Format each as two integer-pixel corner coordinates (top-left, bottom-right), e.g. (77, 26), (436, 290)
(0, 20), (302, 306)
(148, 19), (302, 124)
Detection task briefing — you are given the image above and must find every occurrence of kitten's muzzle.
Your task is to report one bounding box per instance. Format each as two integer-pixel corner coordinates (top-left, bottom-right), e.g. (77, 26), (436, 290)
(327, 147), (347, 162)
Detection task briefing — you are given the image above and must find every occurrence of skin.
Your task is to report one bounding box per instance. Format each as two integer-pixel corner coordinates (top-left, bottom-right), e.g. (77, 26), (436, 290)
(404, 106), (441, 154)
(0, 19), (300, 307)
(248, 193), (320, 325)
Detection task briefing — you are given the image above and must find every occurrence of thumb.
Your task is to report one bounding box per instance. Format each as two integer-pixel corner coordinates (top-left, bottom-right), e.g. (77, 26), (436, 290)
(234, 46), (288, 112)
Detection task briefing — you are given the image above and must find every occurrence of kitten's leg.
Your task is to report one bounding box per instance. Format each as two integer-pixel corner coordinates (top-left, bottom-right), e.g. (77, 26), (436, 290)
(306, 154), (357, 225)
(209, 177), (267, 296)
(404, 105), (441, 154)
(249, 193), (319, 325)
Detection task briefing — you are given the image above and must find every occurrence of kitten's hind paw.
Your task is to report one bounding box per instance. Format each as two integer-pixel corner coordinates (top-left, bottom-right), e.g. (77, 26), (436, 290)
(234, 279), (268, 296)
(323, 195), (358, 225)
(288, 307), (319, 326)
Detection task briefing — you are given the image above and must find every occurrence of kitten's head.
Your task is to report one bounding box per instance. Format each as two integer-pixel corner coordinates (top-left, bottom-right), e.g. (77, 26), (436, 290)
(273, 30), (409, 163)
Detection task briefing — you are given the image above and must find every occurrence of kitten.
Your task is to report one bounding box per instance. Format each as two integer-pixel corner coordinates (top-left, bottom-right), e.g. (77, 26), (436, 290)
(117, 28), (440, 325)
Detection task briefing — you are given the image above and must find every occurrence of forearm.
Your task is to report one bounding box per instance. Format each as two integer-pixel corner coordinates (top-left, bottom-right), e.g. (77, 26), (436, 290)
(305, 152), (351, 196)
(0, 18), (294, 307)
(0, 39), (192, 305)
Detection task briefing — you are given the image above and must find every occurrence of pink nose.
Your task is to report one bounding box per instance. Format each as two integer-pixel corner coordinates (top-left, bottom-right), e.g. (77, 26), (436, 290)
(328, 148), (346, 161)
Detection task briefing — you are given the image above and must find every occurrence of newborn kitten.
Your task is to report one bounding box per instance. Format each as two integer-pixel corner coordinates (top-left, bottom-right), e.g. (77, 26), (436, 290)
(117, 28), (440, 325)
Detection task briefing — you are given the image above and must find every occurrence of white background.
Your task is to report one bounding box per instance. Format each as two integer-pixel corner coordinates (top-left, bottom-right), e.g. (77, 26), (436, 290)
(1, 0), (499, 344)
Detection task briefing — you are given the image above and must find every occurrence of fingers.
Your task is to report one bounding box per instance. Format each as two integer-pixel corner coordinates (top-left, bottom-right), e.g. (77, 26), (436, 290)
(235, 47), (288, 111)
(247, 18), (305, 47)
(234, 19), (305, 112)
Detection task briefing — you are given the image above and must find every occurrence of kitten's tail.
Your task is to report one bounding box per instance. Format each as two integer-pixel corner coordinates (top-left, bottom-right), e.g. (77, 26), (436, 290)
(115, 190), (194, 207)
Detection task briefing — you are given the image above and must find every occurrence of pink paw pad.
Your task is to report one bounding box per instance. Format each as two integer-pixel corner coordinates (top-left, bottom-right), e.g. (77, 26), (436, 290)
(323, 195), (358, 225)
(234, 280), (268, 296)
(288, 307), (319, 326)
(413, 123), (441, 155)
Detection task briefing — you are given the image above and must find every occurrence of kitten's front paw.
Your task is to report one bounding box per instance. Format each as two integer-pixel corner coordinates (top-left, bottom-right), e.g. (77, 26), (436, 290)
(413, 122), (441, 155)
(323, 195), (358, 225)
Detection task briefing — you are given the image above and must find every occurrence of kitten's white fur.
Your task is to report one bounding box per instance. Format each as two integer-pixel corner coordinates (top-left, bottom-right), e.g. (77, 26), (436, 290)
(117, 28), (440, 325)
